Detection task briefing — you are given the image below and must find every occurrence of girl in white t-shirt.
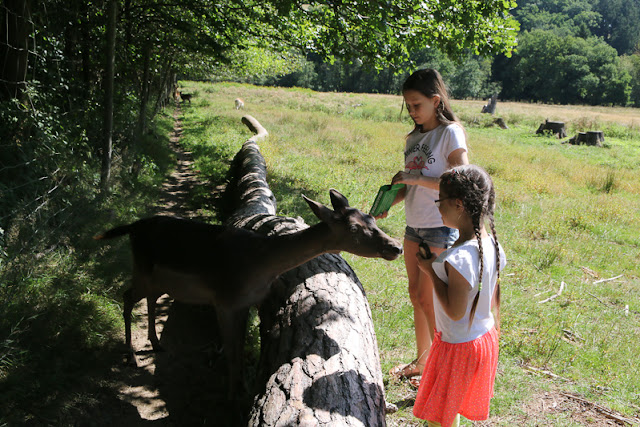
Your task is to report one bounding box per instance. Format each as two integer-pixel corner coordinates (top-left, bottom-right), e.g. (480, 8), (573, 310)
(379, 69), (469, 381)
(413, 165), (506, 427)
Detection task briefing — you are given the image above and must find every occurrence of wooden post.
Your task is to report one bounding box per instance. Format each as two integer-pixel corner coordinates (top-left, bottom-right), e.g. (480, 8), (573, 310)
(225, 117), (387, 426)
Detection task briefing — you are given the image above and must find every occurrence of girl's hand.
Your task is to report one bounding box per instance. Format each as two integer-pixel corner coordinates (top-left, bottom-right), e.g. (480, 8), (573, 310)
(393, 170), (430, 187)
(416, 250), (436, 274)
(392, 171), (413, 185)
(374, 210), (388, 220)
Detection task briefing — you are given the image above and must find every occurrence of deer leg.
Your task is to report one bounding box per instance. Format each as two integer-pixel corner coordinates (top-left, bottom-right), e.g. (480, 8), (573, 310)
(123, 287), (142, 365)
(146, 295), (164, 352)
(216, 306), (250, 399)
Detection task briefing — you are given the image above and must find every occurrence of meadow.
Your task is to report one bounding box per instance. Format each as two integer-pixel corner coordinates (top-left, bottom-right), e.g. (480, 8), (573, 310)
(177, 81), (640, 425)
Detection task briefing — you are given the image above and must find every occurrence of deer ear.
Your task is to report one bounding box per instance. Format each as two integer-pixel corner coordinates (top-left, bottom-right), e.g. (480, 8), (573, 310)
(329, 189), (350, 213)
(303, 194), (338, 223)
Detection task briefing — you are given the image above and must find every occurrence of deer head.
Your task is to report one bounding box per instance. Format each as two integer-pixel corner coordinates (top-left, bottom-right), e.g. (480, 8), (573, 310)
(303, 189), (403, 261)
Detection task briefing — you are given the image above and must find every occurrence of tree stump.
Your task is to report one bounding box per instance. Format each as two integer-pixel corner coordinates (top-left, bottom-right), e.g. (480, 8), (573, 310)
(494, 117), (508, 129)
(226, 116), (386, 426)
(536, 120), (567, 138)
(568, 131), (604, 147)
(481, 94), (498, 114)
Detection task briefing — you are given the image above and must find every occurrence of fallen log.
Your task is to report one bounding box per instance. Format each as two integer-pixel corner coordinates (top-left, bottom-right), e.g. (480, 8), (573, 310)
(226, 116), (387, 426)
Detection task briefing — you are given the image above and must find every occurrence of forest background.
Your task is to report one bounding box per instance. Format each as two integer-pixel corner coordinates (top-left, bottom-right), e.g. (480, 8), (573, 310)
(1, 0), (639, 424)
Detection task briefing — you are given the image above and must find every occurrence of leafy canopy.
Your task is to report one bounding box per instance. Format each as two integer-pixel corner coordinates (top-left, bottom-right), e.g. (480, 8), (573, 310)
(160, 0), (519, 71)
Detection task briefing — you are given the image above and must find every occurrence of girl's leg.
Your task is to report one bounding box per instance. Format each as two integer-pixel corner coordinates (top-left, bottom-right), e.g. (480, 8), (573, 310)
(427, 414), (460, 427)
(405, 239), (446, 368)
(405, 240), (433, 367)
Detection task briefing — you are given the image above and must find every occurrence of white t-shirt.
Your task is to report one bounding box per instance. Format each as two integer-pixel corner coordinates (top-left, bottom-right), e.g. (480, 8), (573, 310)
(404, 123), (467, 228)
(431, 236), (507, 344)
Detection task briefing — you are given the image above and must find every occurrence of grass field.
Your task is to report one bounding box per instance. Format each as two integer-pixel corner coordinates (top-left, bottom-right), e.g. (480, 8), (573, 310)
(176, 81), (640, 425)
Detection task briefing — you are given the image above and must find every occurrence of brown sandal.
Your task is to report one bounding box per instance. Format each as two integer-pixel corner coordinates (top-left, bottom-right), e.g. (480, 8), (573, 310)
(389, 359), (424, 379)
(408, 375), (421, 388)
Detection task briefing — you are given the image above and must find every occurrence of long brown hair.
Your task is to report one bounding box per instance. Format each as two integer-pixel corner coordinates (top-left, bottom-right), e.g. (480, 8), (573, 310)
(440, 165), (501, 330)
(402, 68), (459, 131)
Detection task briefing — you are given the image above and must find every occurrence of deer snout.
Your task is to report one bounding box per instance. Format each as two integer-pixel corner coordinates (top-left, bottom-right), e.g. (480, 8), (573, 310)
(381, 240), (403, 260)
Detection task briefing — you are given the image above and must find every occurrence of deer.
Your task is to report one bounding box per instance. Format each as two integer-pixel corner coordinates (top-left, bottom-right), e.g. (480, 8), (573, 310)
(94, 189), (402, 398)
(234, 98), (244, 110)
(178, 90), (192, 103)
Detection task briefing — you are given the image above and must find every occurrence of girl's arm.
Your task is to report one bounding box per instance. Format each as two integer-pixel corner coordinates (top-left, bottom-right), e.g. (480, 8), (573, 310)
(448, 148), (469, 168)
(391, 148), (469, 190)
(417, 255), (471, 321)
(492, 284), (500, 334)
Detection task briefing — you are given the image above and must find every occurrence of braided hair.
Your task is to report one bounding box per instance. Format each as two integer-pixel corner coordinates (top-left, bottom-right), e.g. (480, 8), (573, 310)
(402, 68), (460, 130)
(440, 165), (501, 330)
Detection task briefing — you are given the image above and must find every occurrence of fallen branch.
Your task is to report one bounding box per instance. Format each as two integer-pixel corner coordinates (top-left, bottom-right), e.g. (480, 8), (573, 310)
(559, 392), (639, 425)
(538, 281), (566, 304)
(593, 274), (623, 284)
(524, 366), (570, 382)
(587, 292), (608, 307)
(588, 293), (639, 316)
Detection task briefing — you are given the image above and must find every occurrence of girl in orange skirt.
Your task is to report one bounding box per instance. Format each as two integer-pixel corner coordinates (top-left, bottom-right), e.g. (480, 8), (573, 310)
(413, 165), (506, 427)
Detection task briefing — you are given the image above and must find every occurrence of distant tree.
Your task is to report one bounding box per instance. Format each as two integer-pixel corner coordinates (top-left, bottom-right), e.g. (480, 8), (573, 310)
(499, 30), (631, 105)
(621, 53), (640, 107)
(447, 57), (500, 100)
(513, 0), (640, 55)
(513, 0), (601, 36)
(593, 0), (640, 55)
(268, 47), (499, 98)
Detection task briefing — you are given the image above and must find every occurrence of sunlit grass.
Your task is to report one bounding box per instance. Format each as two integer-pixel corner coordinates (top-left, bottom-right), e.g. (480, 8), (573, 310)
(180, 81), (640, 423)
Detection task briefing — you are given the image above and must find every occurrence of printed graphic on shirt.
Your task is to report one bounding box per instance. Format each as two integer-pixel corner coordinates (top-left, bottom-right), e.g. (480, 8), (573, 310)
(405, 143), (435, 173)
(406, 155), (425, 171)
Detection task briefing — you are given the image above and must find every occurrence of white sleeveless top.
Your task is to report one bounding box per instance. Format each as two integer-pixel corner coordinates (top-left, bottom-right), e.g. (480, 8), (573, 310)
(431, 236), (507, 343)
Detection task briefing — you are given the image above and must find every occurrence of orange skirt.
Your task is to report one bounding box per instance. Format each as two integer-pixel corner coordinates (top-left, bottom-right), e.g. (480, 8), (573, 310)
(413, 328), (499, 427)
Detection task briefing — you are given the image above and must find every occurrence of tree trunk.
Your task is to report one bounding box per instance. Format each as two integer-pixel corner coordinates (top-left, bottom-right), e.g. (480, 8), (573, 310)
(226, 116), (386, 426)
(0, 0), (31, 102)
(137, 39), (152, 137)
(152, 56), (175, 118)
(100, 0), (117, 188)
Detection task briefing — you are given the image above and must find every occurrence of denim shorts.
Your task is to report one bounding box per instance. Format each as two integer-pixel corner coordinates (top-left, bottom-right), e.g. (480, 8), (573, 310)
(404, 225), (458, 249)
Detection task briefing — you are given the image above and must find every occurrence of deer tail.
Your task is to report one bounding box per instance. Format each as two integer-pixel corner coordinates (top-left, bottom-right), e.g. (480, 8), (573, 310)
(93, 224), (134, 240)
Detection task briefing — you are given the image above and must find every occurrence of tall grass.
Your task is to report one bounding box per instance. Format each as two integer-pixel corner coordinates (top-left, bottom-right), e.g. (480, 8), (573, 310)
(179, 82), (640, 424)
